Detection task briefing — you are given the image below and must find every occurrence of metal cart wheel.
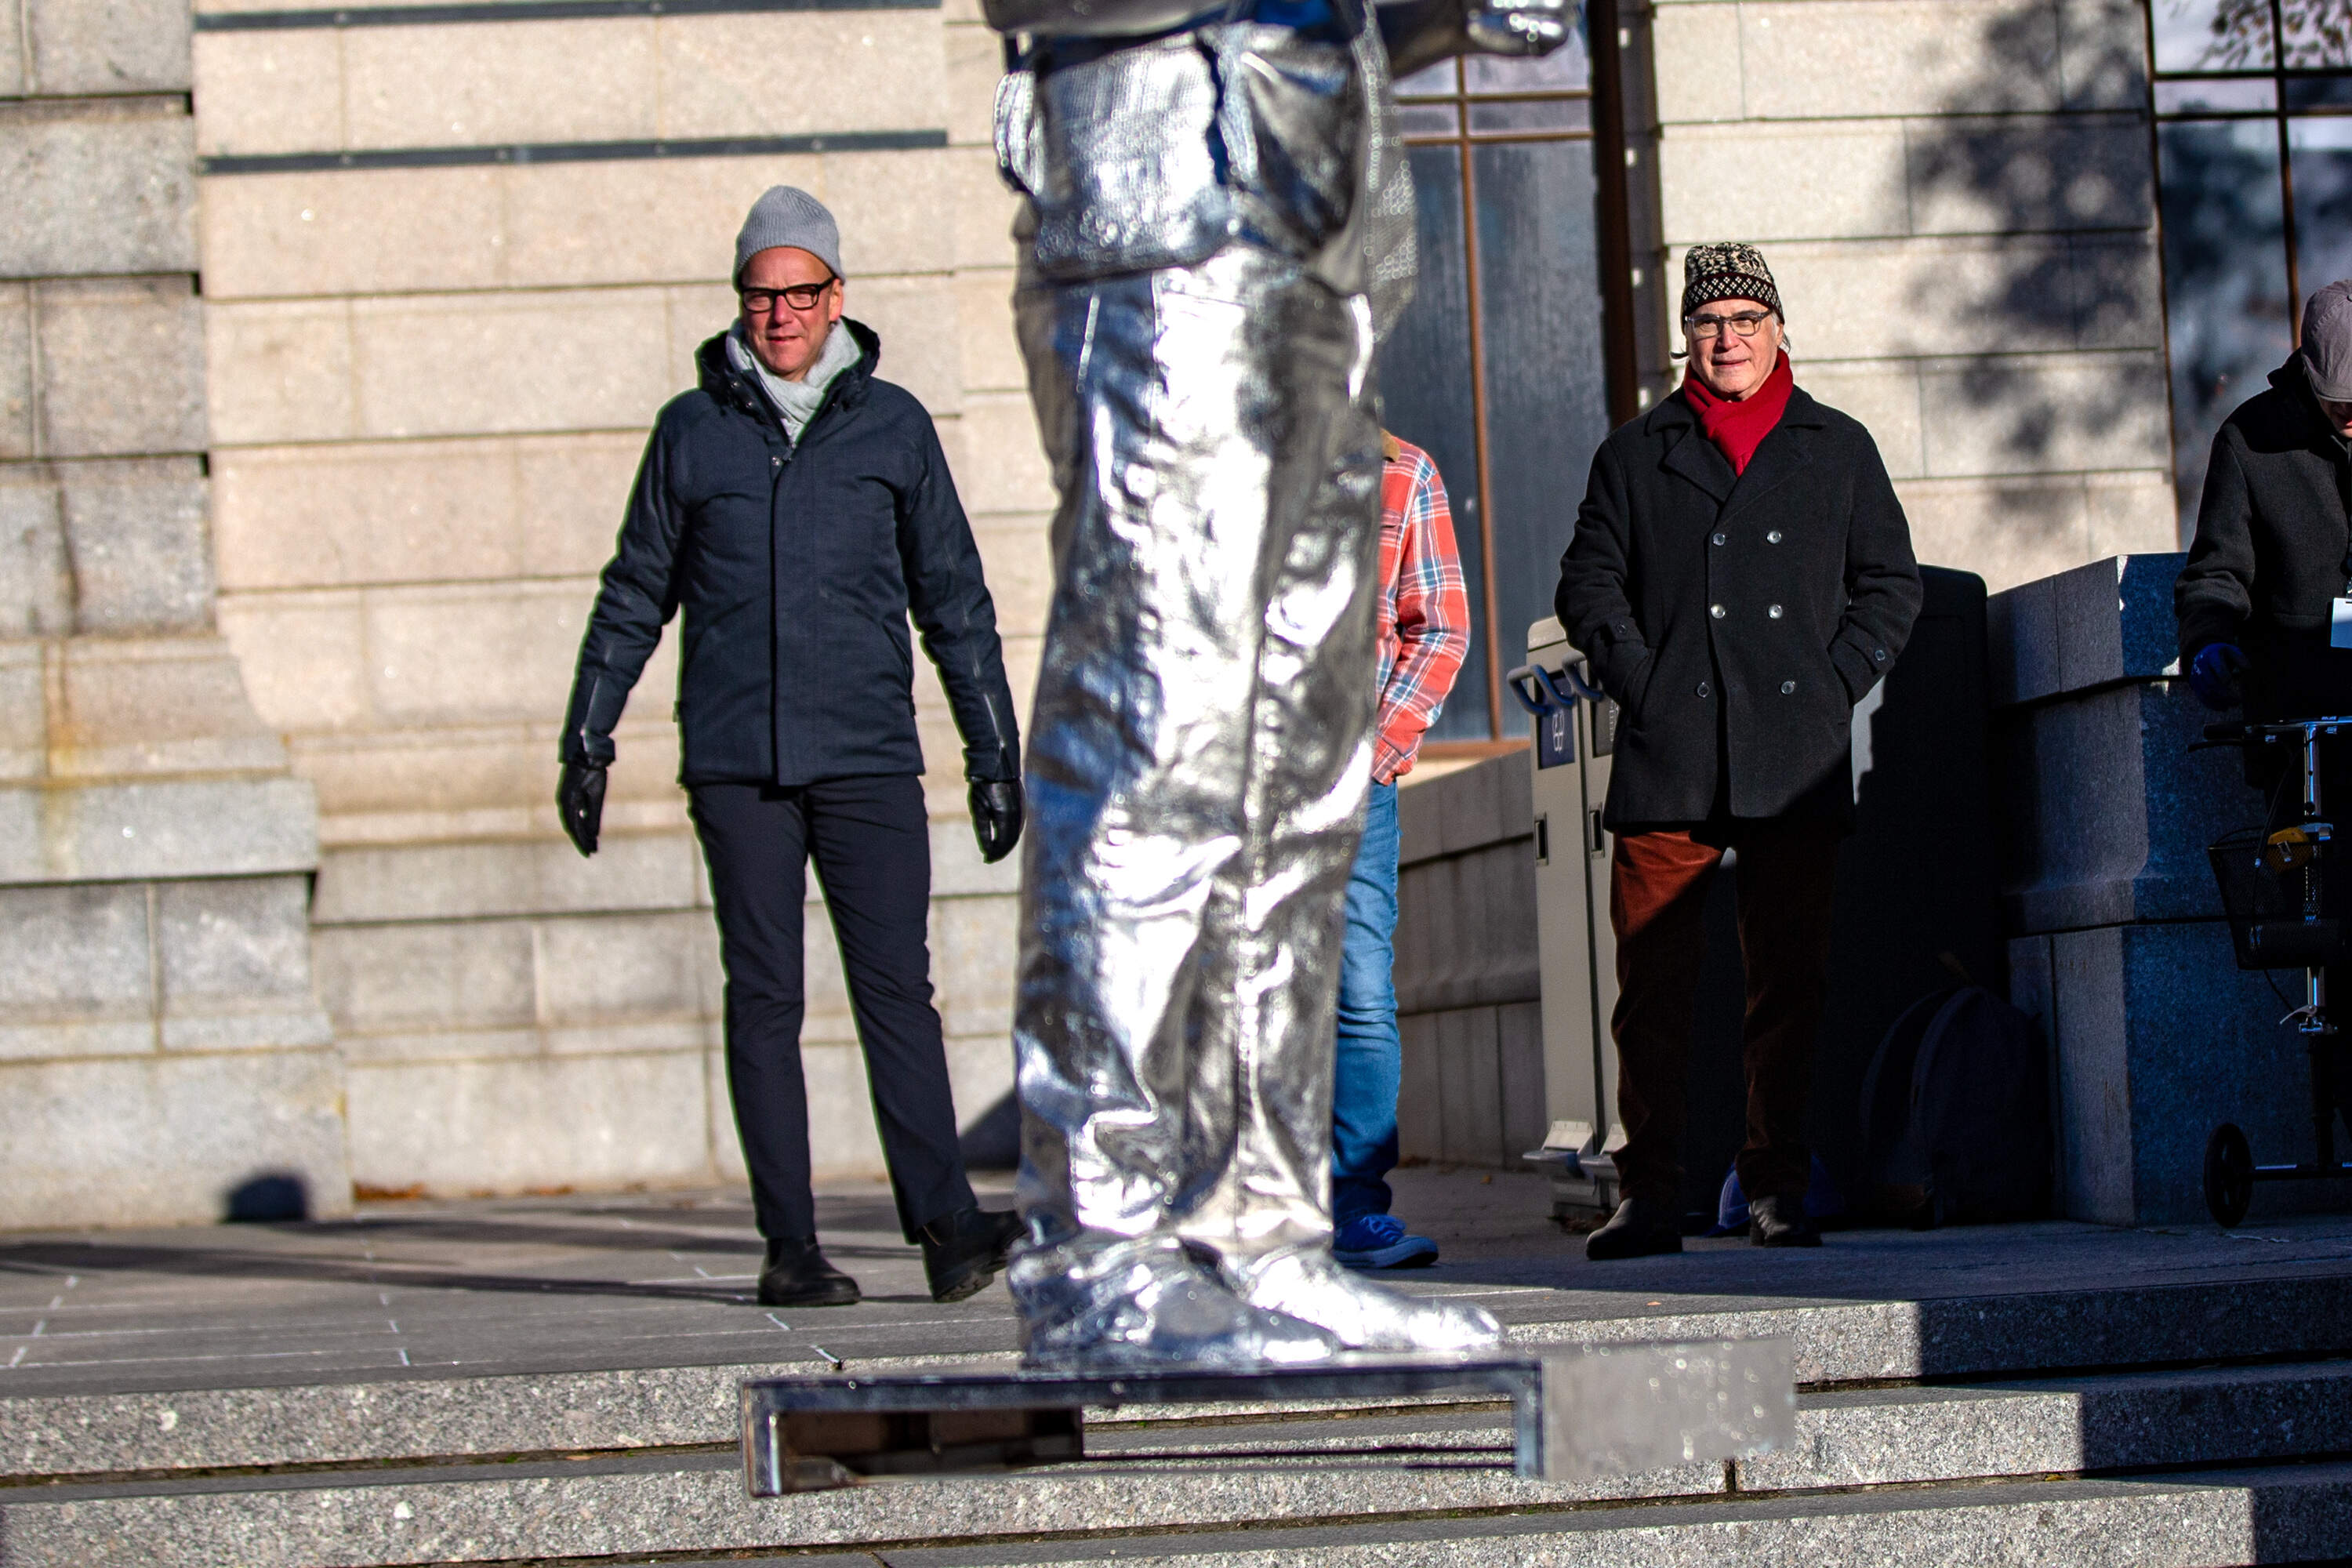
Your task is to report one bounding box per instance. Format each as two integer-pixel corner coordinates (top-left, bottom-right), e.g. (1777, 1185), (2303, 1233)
(2203, 1123), (2254, 1228)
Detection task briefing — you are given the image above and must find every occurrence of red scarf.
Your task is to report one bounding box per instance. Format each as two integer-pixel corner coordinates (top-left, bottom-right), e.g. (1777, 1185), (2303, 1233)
(1680, 351), (1794, 476)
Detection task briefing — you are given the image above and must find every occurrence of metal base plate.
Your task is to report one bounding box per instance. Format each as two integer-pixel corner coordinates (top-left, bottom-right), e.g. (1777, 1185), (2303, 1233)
(741, 1339), (1793, 1494)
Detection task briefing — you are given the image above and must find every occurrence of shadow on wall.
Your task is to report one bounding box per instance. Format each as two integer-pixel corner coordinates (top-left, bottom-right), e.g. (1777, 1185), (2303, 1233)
(1900, 4), (2166, 534)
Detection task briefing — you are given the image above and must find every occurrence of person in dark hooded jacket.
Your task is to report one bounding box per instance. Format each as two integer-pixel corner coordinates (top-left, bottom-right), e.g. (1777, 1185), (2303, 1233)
(2177, 280), (2352, 723)
(557, 187), (1024, 1311)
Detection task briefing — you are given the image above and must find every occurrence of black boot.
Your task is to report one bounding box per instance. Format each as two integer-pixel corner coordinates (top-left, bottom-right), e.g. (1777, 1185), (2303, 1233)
(1748, 1193), (1822, 1248)
(1584, 1196), (1684, 1261)
(759, 1238), (861, 1307)
(919, 1206), (1022, 1303)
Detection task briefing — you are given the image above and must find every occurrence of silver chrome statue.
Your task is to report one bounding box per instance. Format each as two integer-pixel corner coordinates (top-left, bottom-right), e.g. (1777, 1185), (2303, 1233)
(989, 0), (1570, 1367)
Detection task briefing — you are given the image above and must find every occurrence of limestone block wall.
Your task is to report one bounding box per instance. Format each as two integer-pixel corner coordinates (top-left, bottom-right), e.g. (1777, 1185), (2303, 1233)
(0, 0), (345, 1228)
(1639, 0), (2177, 591)
(193, 0), (1050, 1194)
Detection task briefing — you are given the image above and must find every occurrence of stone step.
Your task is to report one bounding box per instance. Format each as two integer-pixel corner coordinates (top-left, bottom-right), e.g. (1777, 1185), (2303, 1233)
(8, 1268), (2349, 1482)
(692, 1461), (2352, 1568)
(3, 1361), (2348, 1567)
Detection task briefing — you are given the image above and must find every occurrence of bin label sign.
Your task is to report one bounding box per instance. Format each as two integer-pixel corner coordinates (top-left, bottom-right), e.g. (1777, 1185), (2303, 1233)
(1537, 701), (1576, 769)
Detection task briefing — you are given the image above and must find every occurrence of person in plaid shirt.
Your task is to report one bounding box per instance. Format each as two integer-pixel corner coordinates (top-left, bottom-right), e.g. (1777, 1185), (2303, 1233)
(1333, 432), (1471, 1269)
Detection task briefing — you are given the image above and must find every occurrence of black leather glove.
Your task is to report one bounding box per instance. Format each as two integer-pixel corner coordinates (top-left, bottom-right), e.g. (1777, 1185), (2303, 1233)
(970, 778), (1024, 865)
(557, 762), (608, 858)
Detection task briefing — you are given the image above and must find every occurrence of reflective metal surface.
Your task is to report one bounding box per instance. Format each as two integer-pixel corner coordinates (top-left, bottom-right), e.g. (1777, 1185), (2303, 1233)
(994, 12), (1529, 1369)
(739, 1338), (1798, 1493)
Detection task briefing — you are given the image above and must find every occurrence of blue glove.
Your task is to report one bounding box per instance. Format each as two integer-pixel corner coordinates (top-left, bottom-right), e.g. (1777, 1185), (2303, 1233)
(2187, 642), (2249, 710)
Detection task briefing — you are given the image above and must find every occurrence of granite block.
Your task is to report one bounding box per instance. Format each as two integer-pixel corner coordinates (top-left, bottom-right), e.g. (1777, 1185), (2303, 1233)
(1436, 1006), (1503, 1167)
(53, 631), (302, 782)
(0, 0), (20, 96)
(532, 909), (716, 1030)
(1988, 552), (2183, 708)
(312, 833), (703, 925)
(0, 776), (318, 884)
(867, 1468), (2348, 1567)
(0, 1436), (1728, 1568)
(0, 284), (31, 457)
(153, 875), (326, 1044)
(2027, 919), (2343, 1225)
(0, 881), (154, 1053)
(34, 278), (207, 458)
(1994, 677), (2238, 934)
(56, 457), (212, 633)
(343, 1051), (713, 1195)
(0, 463), (74, 636)
(0, 641), (44, 779)
(310, 918), (537, 1040)
(24, 0), (192, 94)
(0, 1046), (350, 1229)
(0, 103), (196, 279)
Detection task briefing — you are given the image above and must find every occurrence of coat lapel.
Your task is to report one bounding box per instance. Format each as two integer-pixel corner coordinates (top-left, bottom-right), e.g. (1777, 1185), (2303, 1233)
(1718, 387), (1825, 524)
(1657, 407), (1736, 504)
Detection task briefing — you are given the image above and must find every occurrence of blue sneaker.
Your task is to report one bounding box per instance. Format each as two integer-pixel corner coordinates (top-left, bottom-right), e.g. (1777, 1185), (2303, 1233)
(1332, 1213), (1439, 1270)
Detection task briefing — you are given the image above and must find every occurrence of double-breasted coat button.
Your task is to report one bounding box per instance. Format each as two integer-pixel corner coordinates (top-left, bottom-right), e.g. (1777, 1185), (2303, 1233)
(1872, 647), (1888, 662)
(1711, 532), (1726, 546)
(1766, 530), (1783, 544)
(1709, 604), (1726, 619)
(1780, 680), (1796, 694)
(1696, 681), (1711, 698)
(1768, 604), (1784, 619)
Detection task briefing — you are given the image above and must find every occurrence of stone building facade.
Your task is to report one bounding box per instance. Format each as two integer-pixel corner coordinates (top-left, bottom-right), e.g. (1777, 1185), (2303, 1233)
(4, 0), (2194, 1225)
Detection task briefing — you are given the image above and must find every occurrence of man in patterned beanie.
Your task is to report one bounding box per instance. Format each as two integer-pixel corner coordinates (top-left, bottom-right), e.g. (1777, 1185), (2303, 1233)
(1556, 241), (1920, 1258)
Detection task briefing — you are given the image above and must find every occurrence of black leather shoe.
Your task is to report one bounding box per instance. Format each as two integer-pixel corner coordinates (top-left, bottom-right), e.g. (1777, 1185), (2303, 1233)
(758, 1238), (861, 1307)
(920, 1206), (1022, 1303)
(1749, 1194), (1823, 1248)
(1584, 1196), (1683, 1261)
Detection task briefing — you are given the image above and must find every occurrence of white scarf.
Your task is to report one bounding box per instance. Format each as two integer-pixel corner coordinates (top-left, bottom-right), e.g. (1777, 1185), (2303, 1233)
(727, 321), (861, 442)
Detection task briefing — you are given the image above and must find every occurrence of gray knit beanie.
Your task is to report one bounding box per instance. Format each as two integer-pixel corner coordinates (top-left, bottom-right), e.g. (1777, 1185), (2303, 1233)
(734, 187), (843, 286)
(1681, 241), (1782, 321)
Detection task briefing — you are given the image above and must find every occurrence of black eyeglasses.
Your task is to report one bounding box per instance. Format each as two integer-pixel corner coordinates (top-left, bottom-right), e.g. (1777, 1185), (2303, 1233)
(740, 278), (837, 313)
(1685, 310), (1775, 339)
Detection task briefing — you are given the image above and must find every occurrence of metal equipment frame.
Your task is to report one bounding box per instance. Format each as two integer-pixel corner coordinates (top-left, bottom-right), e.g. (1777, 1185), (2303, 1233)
(2199, 716), (2352, 1226)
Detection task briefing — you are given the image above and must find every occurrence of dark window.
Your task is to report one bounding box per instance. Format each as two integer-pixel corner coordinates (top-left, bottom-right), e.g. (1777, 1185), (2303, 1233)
(2152, 0), (2352, 533)
(1381, 21), (1621, 742)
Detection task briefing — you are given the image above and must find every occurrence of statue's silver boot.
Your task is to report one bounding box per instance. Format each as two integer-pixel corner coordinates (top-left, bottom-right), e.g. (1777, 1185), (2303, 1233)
(1011, 1236), (1345, 1370)
(1232, 1246), (1504, 1353)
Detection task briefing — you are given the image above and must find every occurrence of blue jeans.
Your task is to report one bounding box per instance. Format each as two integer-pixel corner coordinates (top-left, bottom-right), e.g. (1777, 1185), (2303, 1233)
(1331, 781), (1401, 1226)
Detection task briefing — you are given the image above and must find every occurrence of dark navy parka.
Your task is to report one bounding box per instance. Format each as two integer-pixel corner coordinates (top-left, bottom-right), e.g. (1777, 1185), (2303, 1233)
(561, 321), (1020, 786)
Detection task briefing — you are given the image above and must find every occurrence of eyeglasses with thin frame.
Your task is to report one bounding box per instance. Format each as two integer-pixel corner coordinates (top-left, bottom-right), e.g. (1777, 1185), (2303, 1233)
(740, 278), (837, 314)
(1684, 310), (1775, 340)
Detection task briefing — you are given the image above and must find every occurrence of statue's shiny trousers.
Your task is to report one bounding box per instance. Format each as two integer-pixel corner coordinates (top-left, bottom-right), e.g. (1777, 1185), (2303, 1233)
(1008, 241), (1384, 1321)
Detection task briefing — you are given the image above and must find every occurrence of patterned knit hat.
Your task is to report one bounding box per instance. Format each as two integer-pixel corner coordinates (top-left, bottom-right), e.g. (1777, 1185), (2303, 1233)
(1681, 242), (1782, 321)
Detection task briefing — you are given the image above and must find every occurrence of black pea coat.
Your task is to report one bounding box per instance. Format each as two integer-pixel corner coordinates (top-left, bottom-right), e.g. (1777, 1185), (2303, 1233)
(2175, 354), (2352, 720)
(1555, 383), (1922, 829)
(561, 321), (1020, 786)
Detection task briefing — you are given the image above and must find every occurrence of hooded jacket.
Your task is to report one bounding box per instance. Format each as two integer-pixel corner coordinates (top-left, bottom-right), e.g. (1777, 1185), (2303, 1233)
(2176, 354), (2352, 720)
(561, 321), (1019, 786)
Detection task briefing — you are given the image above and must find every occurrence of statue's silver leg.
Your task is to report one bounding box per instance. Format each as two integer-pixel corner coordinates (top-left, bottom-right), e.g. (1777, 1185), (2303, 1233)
(1003, 24), (1498, 1367)
(1005, 249), (1498, 1364)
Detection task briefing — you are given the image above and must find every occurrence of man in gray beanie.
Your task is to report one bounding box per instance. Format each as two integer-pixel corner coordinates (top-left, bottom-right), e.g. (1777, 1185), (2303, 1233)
(557, 186), (1027, 1310)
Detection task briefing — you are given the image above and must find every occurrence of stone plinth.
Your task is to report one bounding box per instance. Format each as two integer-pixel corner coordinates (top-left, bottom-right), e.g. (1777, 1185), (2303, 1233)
(1991, 552), (2340, 1225)
(0, 0), (347, 1230)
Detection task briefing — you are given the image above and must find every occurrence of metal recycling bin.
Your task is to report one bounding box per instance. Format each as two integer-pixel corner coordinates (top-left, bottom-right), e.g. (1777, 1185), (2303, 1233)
(1508, 616), (1625, 1221)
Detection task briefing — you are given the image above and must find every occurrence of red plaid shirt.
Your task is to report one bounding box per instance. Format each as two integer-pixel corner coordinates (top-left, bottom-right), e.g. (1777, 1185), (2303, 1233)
(1373, 437), (1470, 784)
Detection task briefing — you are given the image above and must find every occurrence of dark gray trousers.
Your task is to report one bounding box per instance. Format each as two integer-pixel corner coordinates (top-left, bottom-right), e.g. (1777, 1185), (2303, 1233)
(689, 774), (975, 1243)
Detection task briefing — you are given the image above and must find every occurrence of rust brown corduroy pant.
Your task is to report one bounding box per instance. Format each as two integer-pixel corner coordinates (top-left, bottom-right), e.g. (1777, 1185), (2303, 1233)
(1608, 819), (1842, 1208)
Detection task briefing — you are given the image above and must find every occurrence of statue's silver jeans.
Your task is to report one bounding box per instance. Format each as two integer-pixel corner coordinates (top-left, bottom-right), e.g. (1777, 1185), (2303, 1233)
(998, 27), (1388, 1334)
